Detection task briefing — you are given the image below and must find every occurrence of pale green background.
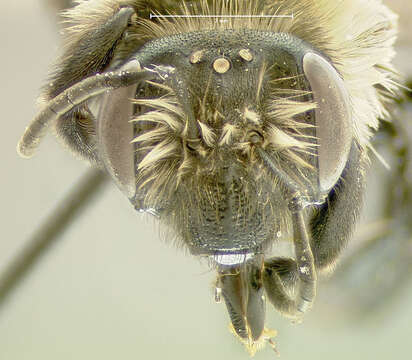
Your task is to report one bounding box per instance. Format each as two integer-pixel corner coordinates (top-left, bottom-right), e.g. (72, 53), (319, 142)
(1, 1), (411, 359)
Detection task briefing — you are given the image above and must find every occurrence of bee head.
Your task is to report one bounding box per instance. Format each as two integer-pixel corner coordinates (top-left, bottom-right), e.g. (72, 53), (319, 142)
(98, 30), (353, 256)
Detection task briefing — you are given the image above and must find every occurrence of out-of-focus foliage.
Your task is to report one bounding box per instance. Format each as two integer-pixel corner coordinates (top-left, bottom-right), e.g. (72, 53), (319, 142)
(46, 0), (75, 13)
(322, 0), (412, 319)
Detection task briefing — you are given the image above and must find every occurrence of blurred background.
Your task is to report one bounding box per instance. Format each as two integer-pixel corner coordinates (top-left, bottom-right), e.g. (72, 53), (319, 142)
(1, 1), (411, 359)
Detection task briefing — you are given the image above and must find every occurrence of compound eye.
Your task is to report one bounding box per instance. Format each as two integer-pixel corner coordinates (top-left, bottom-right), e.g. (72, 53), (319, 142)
(97, 85), (137, 199)
(303, 52), (353, 194)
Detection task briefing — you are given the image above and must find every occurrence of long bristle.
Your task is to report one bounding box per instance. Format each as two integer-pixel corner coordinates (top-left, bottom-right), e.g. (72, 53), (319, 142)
(130, 0), (397, 147)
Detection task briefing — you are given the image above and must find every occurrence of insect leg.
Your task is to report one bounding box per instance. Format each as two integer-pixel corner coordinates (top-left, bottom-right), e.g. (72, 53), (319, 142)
(17, 61), (150, 159)
(21, 5), (136, 162)
(258, 148), (317, 318)
(262, 210), (316, 318)
(325, 98), (412, 316)
(261, 143), (365, 317)
(309, 141), (366, 272)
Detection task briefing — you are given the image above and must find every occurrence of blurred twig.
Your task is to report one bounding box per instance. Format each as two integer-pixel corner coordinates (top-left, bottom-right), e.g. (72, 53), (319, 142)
(0, 169), (108, 308)
(325, 83), (412, 317)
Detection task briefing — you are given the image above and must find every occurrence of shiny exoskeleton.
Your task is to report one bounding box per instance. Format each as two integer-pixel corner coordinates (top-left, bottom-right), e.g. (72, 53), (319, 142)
(18, 0), (398, 354)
